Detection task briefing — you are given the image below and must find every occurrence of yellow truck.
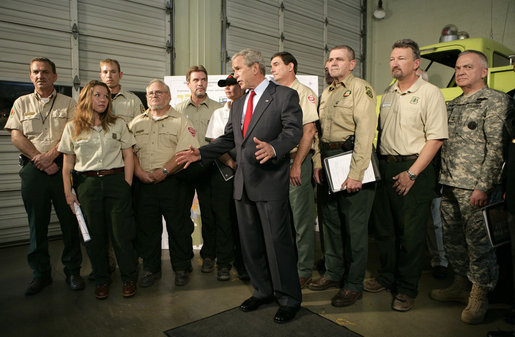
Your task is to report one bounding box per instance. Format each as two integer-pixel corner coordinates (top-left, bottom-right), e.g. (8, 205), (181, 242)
(419, 37), (514, 101)
(375, 36), (514, 143)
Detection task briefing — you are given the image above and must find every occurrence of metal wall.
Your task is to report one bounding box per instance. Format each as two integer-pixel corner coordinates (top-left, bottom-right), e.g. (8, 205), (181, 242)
(0, 0), (171, 245)
(223, 0), (366, 91)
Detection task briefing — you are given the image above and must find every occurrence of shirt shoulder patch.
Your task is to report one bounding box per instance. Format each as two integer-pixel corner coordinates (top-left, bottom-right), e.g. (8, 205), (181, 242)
(365, 86), (374, 99)
(307, 95), (316, 104)
(188, 126), (196, 137)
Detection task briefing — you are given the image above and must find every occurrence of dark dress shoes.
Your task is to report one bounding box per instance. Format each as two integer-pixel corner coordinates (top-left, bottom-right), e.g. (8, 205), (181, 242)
(66, 274), (85, 291)
(331, 289), (362, 307)
(25, 277), (52, 296)
(175, 269), (193, 286)
(240, 296), (275, 312)
(95, 283), (109, 299)
(274, 305), (300, 324)
(122, 281), (137, 297)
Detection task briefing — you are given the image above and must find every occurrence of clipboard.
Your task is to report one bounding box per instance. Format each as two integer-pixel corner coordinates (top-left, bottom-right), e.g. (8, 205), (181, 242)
(482, 201), (510, 247)
(214, 159), (234, 181)
(323, 150), (381, 193)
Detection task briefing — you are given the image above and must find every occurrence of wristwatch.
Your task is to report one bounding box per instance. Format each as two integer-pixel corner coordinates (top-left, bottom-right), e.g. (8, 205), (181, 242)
(407, 170), (417, 181)
(161, 167), (169, 176)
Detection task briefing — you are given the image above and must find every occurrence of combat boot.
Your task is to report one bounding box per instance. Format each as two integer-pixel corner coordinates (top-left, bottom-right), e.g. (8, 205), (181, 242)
(430, 274), (470, 304)
(461, 284), (489, 324)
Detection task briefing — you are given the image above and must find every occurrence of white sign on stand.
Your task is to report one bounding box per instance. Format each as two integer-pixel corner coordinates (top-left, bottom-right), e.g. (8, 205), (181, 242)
(164, 75), (318, 108)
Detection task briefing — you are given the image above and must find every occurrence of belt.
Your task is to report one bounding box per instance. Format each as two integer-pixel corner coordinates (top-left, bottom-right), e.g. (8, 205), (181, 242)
(19, 154), (30, 166)
(379, 154), (418, 163)
(79, 167), (124, 177)
(320, 142), (347, 151)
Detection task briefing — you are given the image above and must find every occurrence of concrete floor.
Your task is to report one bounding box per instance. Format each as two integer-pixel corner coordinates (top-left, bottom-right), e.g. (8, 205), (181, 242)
(0, 239), (512, 337)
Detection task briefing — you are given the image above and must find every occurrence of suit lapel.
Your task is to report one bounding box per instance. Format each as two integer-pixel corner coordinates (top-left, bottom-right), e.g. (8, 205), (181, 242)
(244, 83), (275, 141)
(231, 96), (245, 142)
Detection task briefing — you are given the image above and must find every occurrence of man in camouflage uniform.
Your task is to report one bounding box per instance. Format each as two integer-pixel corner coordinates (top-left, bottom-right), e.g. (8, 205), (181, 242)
(309, 45), (377, 307)
(430, 50), (512, 324)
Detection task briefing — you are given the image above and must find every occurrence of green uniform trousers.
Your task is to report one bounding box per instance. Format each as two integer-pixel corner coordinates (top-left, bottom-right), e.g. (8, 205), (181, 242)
(289, 152), (316, 278)
(209, 163), (236, 268)
(441, 186), (498, 290)
(372, 158), (435, 298)
(20, 162), (82, 279)
(76, 172), (137, 284)
(187, 162), (216, 261)
(320, 149), (375, 292)
(134, 171), (195, 272)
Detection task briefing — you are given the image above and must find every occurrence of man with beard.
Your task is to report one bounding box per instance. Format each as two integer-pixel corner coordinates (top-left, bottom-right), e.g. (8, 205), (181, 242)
(365, 39), (448, 311)
(176, 66), (223, 275)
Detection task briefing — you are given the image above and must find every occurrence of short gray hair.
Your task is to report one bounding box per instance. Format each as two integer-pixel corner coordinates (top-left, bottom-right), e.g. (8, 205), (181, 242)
(458, 50), (488, 68)
(146, 79), (170, 93)
(232, 49), (266, 75)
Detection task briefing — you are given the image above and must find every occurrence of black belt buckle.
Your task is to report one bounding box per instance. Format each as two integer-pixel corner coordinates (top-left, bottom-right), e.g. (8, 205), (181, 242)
(18, 154), (29, 166)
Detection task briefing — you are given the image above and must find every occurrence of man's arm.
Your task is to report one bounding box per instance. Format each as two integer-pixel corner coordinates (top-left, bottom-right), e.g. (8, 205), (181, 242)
(133, 153), (155, 184)
(290, 122), (316, 186)
(151, 152), (185, 183)
(11, 129), (40, 160)
(393, 139), (443, 196)
(268, 89), (303, 158)
(11, 130), (59, 173)
(471, 96), (511, 206)
(218, 152), (236, 170)
(343, 82), (377, 193)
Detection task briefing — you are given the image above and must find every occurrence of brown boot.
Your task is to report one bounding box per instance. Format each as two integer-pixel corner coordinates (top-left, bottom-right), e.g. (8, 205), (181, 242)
(461, 284), (489, 324)
(430, 274), (470, 304)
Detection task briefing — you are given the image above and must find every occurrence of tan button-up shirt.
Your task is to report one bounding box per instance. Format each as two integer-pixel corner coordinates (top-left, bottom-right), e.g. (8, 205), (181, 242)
(111, 86), (145, 124)
(289, 79), (319, 153)
(175, 96), (223, 147)
(379, 76), (448, 156)
(5, 90), (76, 153)
(59, 118), (135, 171)
(128, 107), (199, 171)
(314, 73), (377, 181)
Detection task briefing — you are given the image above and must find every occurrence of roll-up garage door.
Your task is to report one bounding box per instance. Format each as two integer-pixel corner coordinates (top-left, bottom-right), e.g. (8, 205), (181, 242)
(0, 0), (170, 245)
(224, 0), (366, 92)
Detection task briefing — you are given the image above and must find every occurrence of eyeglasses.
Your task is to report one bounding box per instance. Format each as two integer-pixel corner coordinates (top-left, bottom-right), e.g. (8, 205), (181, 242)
(147, 90), (166, 97)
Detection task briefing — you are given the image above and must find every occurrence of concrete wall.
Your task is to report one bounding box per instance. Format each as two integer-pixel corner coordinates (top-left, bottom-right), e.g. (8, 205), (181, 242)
(174, 0), (222, 76)
(366, 0), (515, 91)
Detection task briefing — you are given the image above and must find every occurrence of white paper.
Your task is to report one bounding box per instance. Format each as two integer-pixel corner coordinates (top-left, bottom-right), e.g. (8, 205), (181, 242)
(72, 189), (91, 242)
(325, 151), (377, 193)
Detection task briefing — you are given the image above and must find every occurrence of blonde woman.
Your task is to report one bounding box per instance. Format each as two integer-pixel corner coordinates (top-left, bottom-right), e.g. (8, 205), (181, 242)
(59, 80), (137, 299)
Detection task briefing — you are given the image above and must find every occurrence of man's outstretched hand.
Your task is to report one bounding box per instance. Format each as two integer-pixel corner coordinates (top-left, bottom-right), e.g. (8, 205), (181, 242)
(254, 137), (275, 164)
(175, 146), (201, 168)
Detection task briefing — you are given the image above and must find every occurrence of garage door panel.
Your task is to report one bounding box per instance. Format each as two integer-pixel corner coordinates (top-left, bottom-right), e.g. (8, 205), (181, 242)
(0, 0), (71, 32)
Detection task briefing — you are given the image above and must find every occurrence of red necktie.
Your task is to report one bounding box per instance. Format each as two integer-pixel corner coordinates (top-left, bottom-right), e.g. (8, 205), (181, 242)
(242, 90), (256, 137)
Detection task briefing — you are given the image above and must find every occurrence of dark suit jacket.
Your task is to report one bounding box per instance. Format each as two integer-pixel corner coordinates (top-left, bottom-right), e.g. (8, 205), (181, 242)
(199, 81), (302, 201)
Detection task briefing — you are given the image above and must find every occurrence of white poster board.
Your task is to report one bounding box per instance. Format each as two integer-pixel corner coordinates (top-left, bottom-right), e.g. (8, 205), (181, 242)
(164, 75), (318, 108)
(160, 74), (318, 250)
